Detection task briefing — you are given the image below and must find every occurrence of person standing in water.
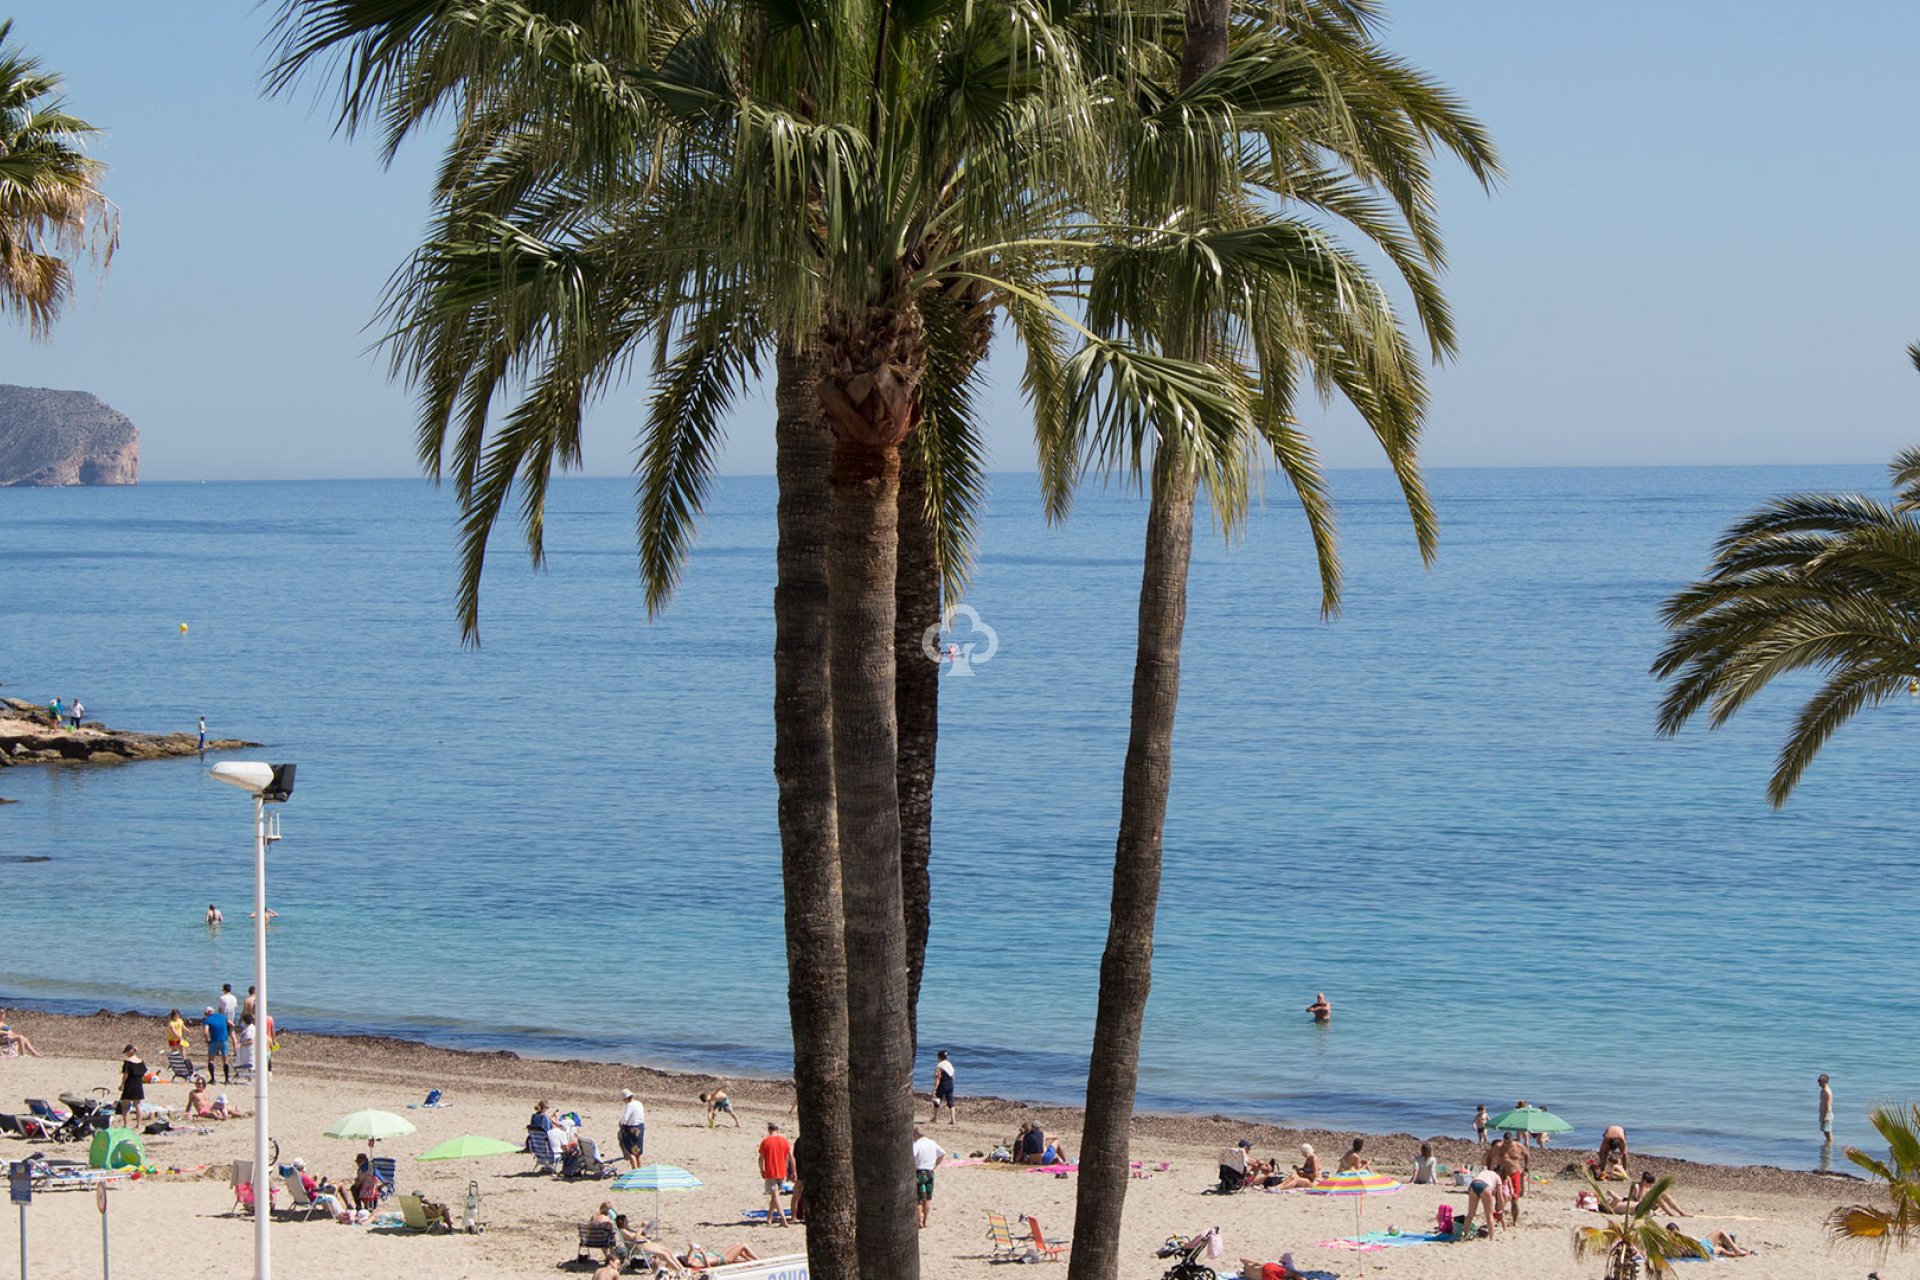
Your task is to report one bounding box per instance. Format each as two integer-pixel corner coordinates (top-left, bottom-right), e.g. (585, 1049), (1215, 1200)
(1306, 992), (1331, 1023)
(1819, 1075), (1833, 1143)
(206, 904), (223, 928)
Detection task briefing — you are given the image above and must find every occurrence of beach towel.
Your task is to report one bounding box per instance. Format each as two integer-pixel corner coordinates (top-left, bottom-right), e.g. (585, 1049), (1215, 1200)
(1346, 1232), (1451, 1248)
(1315, 1240), (1387, 1253)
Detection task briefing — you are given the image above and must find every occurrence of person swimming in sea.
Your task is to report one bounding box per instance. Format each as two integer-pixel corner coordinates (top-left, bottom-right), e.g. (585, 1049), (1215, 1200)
(1306, 992), (1331, 1023)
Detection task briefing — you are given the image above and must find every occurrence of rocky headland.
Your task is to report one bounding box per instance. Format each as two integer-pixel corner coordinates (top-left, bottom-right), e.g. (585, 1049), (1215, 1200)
(0, 383), (139, 486)
(0, 696), (256, 769)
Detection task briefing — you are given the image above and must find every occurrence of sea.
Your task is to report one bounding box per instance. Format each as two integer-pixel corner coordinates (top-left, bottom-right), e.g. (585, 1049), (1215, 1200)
(2, 467), (1914, 1172)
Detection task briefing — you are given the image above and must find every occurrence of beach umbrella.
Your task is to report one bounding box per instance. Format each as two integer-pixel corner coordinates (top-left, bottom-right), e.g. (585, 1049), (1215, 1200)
(324, 1109), (417, 1147)
(612, 1163), (704, 1229)
(416, 1135), (522, 1162)
(1489, 1104), (1572, 1136)
(1308, 1170), (1403, 1276)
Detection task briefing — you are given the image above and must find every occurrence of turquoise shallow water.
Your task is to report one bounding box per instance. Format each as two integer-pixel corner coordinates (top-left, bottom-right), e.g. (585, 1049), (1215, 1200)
(1, 468), (1914, 1170)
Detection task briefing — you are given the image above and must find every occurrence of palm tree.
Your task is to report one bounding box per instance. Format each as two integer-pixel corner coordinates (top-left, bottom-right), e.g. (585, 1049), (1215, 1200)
(267, 3), (1233, 1273)
(1057, 5), (1498, 1273)
(0, 19), (115, 338)
(1829, 1102), (1920, 1252)
(1573, 1174), (1707, 1279)
(1655, 351), (1920, 805)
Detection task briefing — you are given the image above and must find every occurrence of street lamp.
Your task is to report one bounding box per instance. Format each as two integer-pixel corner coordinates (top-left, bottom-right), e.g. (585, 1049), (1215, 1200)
(210, 761), (295, 1280)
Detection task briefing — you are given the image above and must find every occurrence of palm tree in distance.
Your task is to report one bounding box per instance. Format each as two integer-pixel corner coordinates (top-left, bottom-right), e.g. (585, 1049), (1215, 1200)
(1057, 4), (1499, 1272)
(0, 19), (116, 338)
(1829, 1102), (1920, 1252)
(1654, 347), (1920, 806)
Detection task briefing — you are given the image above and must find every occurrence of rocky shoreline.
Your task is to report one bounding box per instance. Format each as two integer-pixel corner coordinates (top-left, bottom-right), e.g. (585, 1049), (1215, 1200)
(0, 696), (257, 768)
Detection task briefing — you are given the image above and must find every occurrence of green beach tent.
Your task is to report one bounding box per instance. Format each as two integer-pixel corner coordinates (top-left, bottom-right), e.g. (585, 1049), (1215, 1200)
(88, 1127), (144, 1169)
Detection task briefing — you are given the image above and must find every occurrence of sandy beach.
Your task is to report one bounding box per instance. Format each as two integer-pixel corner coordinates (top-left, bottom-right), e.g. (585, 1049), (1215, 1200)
(0, 1009), (1885, 1279)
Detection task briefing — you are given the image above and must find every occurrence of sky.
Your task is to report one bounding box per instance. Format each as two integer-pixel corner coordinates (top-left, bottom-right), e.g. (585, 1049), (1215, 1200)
(2, 1), (1917, 481)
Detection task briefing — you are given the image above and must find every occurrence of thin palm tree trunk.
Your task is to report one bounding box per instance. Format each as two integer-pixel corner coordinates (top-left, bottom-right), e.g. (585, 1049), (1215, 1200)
(1069, 13), (1225, 1273)
(774, 342), (858, 1280)
(895, 439), (939, 1049)
(828, 433), (921, 1279)
(1067, 456), (1197, 1279)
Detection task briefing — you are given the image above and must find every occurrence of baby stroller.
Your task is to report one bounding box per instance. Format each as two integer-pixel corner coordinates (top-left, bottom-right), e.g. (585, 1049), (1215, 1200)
(1156, 1226), (1223, 1280)
(53, 1091), (113, 1143)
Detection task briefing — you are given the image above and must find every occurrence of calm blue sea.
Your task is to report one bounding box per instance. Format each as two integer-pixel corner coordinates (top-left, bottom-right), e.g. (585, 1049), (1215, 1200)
(2, 468), (1913, 1170)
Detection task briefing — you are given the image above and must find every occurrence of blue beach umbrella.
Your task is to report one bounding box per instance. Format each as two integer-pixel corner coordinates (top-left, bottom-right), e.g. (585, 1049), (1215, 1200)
(612, 1163), (704, 1228)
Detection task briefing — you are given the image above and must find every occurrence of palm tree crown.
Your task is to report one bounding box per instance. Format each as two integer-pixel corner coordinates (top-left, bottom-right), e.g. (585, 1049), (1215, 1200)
(0, 19), (116, 338)
(1655, 348), (1920, 805)
(1829, 1102), (1920, 1252)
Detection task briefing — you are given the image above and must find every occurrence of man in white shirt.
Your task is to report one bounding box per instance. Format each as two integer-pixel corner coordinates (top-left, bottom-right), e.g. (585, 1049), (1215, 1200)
(911, 1125), (947, 1227)
(218, 984), (239, 1024)
(930, 1050), (956, 1124)
(618, 1089), (647, 1169)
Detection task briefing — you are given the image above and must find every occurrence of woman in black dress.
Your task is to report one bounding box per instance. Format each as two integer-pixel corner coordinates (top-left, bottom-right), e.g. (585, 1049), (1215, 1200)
(116, 1044), (146, 1127)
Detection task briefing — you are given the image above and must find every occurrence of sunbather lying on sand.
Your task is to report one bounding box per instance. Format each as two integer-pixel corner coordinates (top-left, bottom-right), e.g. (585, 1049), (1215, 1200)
(1669, 1225), (1750, 1258)
(634, 1241), (760, 1271)
(1240, 1253), (1308, 1279)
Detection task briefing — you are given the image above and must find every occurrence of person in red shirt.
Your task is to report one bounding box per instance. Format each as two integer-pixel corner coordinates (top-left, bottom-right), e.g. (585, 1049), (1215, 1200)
(758, 1122), (793, 1227)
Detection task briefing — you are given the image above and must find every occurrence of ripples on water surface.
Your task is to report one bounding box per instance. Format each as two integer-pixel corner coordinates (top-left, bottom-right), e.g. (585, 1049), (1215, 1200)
(2, 467), (1913, 1169)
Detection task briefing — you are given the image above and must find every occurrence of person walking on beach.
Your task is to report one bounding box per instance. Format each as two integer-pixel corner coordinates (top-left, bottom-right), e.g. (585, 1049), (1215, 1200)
(1306, 992), (1331, 1023)
(219, 983), (238, 1024)
(758, 1122), (793, 1227)
(1488, 1132), (1528, 1221)
(1819, 1074), (1834, 1142)
(1473, 1104), (1489, 1145)
(203, 1004), (233, 1083)
(930, 1049), (956, 1123)
(911, 1125), (947, 1228)
(197, 716), (207, 750)
(616, 1089), (646, 1168)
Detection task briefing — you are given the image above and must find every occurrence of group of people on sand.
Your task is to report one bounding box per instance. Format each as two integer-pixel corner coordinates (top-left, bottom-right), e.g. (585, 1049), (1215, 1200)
(1005, 1120), (1070, 1166)
(587, 1199), (761, 1278)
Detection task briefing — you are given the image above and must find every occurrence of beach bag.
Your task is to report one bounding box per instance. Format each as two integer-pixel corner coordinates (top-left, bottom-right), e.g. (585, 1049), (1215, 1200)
(1435, 1204), (1455, 1235)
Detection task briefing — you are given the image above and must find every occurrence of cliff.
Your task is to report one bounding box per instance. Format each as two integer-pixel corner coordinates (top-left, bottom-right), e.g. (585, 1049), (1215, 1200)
(0, 384), (139, 486)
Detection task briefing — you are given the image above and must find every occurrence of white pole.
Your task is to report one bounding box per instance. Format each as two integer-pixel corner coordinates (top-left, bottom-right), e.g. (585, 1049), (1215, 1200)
(252, 793), (270, 1280)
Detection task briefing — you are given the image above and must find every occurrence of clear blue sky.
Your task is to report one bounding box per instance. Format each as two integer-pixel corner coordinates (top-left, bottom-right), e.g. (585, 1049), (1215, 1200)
(3, 1), (1916, 481)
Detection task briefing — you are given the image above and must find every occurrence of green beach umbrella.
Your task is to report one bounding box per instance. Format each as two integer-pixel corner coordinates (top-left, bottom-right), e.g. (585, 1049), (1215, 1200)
(324, 1109), (417, 1143)
(1489, 1104), (1572, 1135)
(416, 1134), (522, 1162)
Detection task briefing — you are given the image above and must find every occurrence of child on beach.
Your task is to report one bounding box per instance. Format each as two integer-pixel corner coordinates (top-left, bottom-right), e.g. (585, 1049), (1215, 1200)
(699, 1087), (740, 1128)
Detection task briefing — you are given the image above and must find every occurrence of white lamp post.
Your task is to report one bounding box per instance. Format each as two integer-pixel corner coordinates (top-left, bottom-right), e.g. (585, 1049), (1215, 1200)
(210, 761), (295, 1280)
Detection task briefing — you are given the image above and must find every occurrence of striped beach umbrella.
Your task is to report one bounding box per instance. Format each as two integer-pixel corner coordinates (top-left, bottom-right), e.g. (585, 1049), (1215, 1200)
(1309, 1170), (1403, 1275)
(612, 1162), (704, 1229)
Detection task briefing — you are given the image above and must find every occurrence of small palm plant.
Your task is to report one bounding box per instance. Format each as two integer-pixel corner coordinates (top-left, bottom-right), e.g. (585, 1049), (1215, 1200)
(1572, 1175), (1705, 1280)
(1828, 1103), (1920, 1251)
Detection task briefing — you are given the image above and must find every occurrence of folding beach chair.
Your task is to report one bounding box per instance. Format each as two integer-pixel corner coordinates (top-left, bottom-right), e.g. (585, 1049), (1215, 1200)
(985, 1211), (1023, 1261)
(24, 1099), (67, 1125)
(230, 1159), (256, 1217)
(399, 1194), (451, 1234)
(528, 1129), (562, 1175)
(281, 1172), (324, 1221)
(1024, 1214), (1068, 1261)
(571, 1136), (621, 1179)
(576, 1221), (617, 1264)
(372, 1155), (398, 1197)
(167, 1048), (197, 1082)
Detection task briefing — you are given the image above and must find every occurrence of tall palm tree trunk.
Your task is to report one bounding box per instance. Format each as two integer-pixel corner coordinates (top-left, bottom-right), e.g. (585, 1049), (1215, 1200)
(774, 342), (859, 1280)
(1069, 13), (1226, 1275)
(1068, 456), (1198, 1279)
(895, 440), (940, 1049)
(821, 301), (925, 1279)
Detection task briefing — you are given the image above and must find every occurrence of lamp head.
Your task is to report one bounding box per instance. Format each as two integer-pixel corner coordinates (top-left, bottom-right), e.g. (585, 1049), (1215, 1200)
(210, 761), (296, 802)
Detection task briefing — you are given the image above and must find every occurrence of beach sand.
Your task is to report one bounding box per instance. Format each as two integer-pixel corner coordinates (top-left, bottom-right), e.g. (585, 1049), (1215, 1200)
(0, 1011), (1882, 1279)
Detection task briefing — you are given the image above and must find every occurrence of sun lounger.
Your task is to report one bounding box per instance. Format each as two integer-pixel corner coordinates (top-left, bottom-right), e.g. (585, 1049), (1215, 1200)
(398, 1194), (451, 1234)
(24, 1099), (68, 1124)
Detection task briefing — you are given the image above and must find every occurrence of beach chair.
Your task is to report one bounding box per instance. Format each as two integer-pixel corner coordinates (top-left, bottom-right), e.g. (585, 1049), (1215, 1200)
(166, 1047), (197, 1082)
(528, 1129), (562, 1175)
(373, 1155), (398, 1197)
(399, 1194), (451, 1234)
(24, 1099), (68, 1126)
(572, 1136), (621, 1179)
(281, 1172), (324, 1222)
(230, 1159), (257, 1217)
(576, 1221), (617, 1264)
(1024, 1214), (1068, 1261)
(985, 1211), (1023, 1260)
(14, 1113), (58, 1142)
